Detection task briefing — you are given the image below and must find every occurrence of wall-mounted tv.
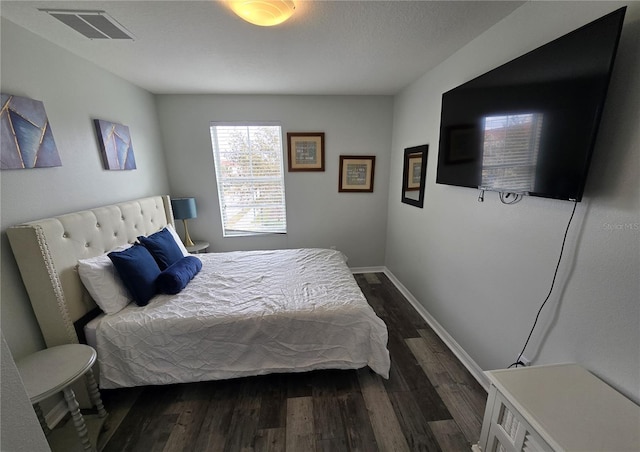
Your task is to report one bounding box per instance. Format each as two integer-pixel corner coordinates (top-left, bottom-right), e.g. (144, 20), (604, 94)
(436, 7), (626, 202)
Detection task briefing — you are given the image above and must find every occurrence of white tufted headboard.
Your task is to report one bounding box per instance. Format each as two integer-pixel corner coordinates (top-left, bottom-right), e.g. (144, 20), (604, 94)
(7, 196), (174, 348)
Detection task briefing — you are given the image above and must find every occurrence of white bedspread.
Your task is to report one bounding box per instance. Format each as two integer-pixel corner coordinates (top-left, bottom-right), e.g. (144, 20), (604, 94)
(96, 248), (390, 388)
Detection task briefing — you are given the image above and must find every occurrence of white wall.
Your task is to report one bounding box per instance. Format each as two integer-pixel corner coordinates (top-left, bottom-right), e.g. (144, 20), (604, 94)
(156, 94), (393, 267)
(0, 18), (170, 358)
(0, 332), (50, 451)
(386, 1), (640, 403)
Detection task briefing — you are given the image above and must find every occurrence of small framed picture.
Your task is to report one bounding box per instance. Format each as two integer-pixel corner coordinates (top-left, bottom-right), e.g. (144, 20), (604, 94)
(339, 155), (376, 192)
(287, 132), (325, 171)
(405, 152), (423, 191)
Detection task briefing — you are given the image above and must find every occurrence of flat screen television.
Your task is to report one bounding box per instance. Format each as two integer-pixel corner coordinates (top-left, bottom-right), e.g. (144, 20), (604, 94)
(436, 7), (626, 202)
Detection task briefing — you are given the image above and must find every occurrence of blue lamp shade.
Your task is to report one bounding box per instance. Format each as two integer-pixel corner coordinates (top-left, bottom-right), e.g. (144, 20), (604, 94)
(171, 197), (197, 247)
(171, 198), (197, 220)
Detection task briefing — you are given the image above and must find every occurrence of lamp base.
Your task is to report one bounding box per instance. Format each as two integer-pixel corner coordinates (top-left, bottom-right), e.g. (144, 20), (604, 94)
(182, 219), (195, 247)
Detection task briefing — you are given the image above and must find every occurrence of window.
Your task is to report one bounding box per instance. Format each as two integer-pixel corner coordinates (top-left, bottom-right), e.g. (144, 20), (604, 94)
(210, 122), (287, 236)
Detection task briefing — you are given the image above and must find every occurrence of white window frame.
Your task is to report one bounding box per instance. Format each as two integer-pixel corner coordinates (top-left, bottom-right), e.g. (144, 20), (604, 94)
(210, 122), (288, 237)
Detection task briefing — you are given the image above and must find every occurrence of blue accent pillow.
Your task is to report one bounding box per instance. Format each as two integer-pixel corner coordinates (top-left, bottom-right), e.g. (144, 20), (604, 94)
(108, 244), (161, 306)
(156, 256), (202, 295)
(138, 228), (184, 270)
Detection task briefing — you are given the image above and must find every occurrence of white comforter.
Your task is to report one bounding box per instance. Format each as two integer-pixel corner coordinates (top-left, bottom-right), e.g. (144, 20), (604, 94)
(96, 248), (390, 388)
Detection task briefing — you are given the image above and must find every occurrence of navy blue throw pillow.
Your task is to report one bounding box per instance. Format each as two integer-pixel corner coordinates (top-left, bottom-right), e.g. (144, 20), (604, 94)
(138, 228), (184, 270)
(156, 256), (202, 295)
(108, 244), (161, 306)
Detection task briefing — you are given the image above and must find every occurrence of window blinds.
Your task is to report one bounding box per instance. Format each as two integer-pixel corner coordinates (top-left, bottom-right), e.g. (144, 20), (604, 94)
(210, 123), (287, 236)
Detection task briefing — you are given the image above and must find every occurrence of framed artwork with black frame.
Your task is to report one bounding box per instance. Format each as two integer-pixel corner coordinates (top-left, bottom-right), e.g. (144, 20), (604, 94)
(287, 132), (325, 172)
(402, 144), (428, 208)
(339, 155), (376, 192)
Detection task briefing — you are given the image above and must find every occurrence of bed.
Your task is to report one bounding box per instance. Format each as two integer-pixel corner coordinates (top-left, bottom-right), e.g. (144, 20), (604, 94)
(8, 195), (390, 389)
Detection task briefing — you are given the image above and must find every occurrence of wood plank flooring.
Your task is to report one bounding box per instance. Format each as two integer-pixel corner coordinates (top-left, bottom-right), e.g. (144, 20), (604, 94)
(95, 272), (487, 452)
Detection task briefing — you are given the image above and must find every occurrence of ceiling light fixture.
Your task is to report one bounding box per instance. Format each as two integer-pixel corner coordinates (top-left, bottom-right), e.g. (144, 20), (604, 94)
(228, 0), (296, 27)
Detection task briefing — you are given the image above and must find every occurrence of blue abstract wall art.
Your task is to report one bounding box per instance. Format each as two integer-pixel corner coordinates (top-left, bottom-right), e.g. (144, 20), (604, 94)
(1, 94), (62, 169)
(94, 119), (137, 170)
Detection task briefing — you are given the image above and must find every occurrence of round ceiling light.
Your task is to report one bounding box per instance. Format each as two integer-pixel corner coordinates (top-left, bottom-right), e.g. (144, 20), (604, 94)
(228, 0), (296, 27)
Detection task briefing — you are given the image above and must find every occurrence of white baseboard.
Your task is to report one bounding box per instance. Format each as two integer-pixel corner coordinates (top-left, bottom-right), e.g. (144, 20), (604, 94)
(382, 268), (490, 391)
(46, 398), (68, 428)
(350, 266), (386, 274)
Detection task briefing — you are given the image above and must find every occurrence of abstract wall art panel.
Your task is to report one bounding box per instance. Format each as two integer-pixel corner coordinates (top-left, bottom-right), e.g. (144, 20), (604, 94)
(1, 94), (62, 169)
(94, 119), (137, 170)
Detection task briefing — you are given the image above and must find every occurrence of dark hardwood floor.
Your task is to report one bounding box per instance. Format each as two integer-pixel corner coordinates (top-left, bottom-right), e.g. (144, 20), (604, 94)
(95, 272), (487, 452)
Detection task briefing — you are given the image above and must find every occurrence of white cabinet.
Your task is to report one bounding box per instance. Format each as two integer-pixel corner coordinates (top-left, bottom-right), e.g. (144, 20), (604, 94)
(478, 364), (640, 452)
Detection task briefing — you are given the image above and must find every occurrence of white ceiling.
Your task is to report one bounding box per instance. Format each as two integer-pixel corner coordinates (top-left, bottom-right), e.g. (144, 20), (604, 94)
(0, 0), (524, 95)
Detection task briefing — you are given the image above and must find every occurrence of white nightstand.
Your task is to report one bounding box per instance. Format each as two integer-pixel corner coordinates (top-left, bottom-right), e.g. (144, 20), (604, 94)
(479, 363), (640, 451)
(16, 344), (108, 452)
(186, 240), (209, 253)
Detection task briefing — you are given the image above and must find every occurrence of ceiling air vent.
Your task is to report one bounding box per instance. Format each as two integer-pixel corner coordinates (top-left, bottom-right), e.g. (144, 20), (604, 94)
(39, 9), (135, 40)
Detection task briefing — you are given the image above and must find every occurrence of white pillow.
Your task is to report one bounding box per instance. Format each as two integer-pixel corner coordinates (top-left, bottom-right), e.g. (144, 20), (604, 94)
(78, 244), (133, 315)
(165, 223), (190, 256)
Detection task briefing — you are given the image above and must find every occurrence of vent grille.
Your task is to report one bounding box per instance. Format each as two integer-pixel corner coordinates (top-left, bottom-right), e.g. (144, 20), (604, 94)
(39, 9), (134, 40)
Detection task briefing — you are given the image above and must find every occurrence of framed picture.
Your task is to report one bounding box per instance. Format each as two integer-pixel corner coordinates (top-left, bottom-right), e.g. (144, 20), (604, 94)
(93, 119), (137, 170)
(287, 132), (325, 171)
(405, 152), (423, 191)
(402, 144), (428, 208)
(339, 155), (376, 192)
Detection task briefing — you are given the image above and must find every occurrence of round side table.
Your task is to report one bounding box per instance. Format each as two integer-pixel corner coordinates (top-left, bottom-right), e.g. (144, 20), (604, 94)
(186, 240), (209, 254)
(16, 344), (108, 451)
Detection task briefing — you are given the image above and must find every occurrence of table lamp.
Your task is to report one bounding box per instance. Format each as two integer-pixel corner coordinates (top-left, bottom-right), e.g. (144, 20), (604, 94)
(171, 197), (197, 247)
